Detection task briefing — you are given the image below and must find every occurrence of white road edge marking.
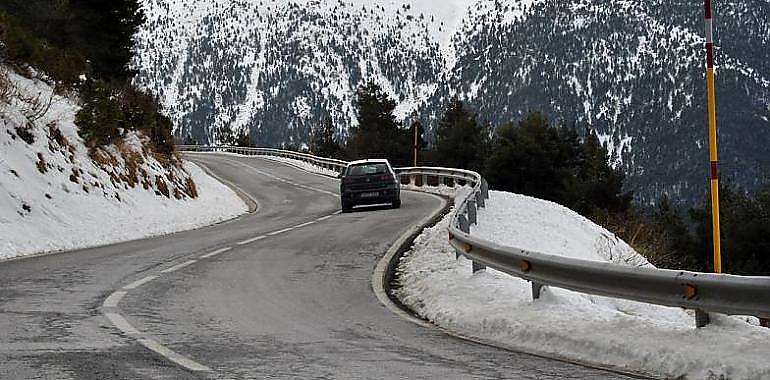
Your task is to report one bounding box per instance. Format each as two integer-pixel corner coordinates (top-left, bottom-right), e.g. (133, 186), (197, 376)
(267, 227), (294, 236)
(103, 291), (127, 308)
(293, 221), (316, 229)
(138, 338), (211, 372)
(237, 235), (266, 245)
(104, 312), (140, 335)
(371, 191), (446, 330)
(99, 156), (342, 374)
(123, 275), (159, 290)
(160, 260), (197, 274)
(200, 247), (232, 259)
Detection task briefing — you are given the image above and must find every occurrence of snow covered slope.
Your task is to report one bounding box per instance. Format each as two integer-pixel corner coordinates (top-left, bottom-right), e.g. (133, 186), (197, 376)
(133, 0), (770, 204)
(396, 190), (770, 379)
(0, 67), (247, 260)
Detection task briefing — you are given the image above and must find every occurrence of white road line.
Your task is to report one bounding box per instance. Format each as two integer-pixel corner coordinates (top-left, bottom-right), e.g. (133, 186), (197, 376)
(103, 291), (127, 308)
(105, 312), (140, 335)
(293, 221), (316, 229)
(237, 235), (266, 245)
(267, 227), (294, 236)
(316, 211), (340, 222)
(138, 338), (211, 372)
(200, 247), (232, 259)
(123, 275), (159, 290)
(160, 260), (197, 274)
(216, 156), (337, 197)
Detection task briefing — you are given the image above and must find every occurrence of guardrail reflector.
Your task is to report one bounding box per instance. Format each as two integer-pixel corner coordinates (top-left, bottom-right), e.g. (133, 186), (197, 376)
(448, 232), (454, 241)
(685, 284), (698, 300)
(521, 260), (531, 273)
(463, 243), (472, 253)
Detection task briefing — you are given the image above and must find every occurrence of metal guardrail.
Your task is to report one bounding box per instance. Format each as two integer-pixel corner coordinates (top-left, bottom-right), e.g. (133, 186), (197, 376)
(180, 145), (770, 326)
(178, 145), (348, 174)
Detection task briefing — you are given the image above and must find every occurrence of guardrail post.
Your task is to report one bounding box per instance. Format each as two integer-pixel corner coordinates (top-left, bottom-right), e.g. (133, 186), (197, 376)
(532, 282), (543, 300)
(695, 310), (710, 328)
(476, 190), (485, 208)
(481, 179), (489, 199)
(456, 214), (469, 259)
(467, 200), (477, 225)
(422, 175), (428, 187)
(472, 261), (486, 273)
(761, 318), (770, 328)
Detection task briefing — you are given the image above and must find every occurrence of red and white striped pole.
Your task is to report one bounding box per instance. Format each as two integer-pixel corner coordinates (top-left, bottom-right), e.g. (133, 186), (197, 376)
(696, 0), (723, 328)
(704, 0), (722, 275)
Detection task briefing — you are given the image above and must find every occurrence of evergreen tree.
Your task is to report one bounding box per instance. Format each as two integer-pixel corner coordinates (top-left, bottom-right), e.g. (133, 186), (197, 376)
(310, 117), (342, 158)
(485, 112), (574, 202)
(434, 98), (486, 171)
(234, 129), (254, 147)
(651, 195), (696, 269)
(346, 82), (409, 165)
(569, 132), (632, 215)
(0, 0), (144, 82)
(690, 184), (770, 275)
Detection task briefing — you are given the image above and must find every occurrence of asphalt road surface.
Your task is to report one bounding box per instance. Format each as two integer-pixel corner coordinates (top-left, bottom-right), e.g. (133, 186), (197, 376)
(0, 154), (635, 379)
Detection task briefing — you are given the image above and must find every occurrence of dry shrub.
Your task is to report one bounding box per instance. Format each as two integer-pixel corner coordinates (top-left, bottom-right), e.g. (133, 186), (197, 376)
(35, 152), (47, 173)
(0, 66), (14, 104)
(155, 175), (169, 198)
(591, 211), (682, 269)
(183, 177), (198, 199)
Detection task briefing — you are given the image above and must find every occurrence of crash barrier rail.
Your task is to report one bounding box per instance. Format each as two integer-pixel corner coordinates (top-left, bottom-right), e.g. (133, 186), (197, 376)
(181, 145), (770, 327)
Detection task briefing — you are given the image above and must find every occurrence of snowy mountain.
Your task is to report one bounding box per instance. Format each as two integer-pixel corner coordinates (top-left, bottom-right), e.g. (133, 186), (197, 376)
(132, 0), (770, 203)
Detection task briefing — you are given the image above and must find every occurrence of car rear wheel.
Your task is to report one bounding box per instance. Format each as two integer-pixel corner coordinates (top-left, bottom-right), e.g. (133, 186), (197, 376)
(392, 199), (401, 209)
(341, 200), (353, 213)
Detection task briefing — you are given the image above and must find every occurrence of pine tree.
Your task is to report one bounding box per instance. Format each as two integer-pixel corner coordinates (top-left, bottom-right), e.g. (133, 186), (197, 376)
(690, 184), (770, 275)
(434, 98), (486, 171)
(569, 132), (631, 215)
(310, 117), (341, 158)
(346, 82), (409, 165)
(485, 112), (572, 202)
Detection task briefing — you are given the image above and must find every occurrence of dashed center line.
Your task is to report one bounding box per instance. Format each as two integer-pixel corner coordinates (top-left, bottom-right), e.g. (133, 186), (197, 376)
(237, 235), (266, 245)
(160, 260), (197, 274)
(200, 247), (232, 259)
(101, 158), (343, 374)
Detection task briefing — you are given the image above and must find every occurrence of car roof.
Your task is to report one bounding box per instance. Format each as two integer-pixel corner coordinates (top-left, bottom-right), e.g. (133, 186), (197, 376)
(347, 159), (390, 166)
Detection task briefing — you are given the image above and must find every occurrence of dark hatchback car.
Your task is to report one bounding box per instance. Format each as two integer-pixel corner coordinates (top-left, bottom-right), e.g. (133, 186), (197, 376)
(339, 159), (401, 212)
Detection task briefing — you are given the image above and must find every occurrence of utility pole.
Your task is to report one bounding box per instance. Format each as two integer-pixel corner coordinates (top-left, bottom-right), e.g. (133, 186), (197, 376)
(412, 121), (421, 167)
(703, 0), (722, 274)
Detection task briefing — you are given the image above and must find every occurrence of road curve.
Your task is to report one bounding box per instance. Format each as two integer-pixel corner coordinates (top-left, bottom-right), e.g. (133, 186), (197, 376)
(0, 153), (633, 379)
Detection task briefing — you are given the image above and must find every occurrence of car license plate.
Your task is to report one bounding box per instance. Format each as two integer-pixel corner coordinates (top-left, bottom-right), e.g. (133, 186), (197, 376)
(360, 192), (378, 198)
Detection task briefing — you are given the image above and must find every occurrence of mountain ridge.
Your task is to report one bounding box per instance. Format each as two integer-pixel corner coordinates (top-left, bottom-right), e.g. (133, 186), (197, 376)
(132, 0), (770, 203)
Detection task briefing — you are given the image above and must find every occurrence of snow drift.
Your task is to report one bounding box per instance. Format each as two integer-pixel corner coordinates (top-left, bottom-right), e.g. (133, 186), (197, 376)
(396, 190), (770, 379)
(0, 67), (246, 260)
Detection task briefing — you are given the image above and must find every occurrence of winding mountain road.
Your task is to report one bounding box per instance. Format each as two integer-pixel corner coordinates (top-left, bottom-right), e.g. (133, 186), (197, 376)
(0, 153), (632, 379)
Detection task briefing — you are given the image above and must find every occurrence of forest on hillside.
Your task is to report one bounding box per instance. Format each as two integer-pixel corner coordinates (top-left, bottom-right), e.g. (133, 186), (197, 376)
(0, 0), (174, 154)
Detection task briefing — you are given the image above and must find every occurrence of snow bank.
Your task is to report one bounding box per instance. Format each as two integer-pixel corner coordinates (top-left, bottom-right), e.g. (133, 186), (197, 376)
(259, 155), (339, 177)
(0, 68), (247, 260)
(396, 190), (770, 379)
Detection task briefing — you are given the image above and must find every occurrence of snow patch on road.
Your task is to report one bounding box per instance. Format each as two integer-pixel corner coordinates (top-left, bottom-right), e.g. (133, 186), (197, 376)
(396, 190), (770, 379)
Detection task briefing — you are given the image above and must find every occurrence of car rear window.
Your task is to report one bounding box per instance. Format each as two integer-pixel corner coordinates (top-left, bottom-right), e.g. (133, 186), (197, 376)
(347, 163), (389, 176)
